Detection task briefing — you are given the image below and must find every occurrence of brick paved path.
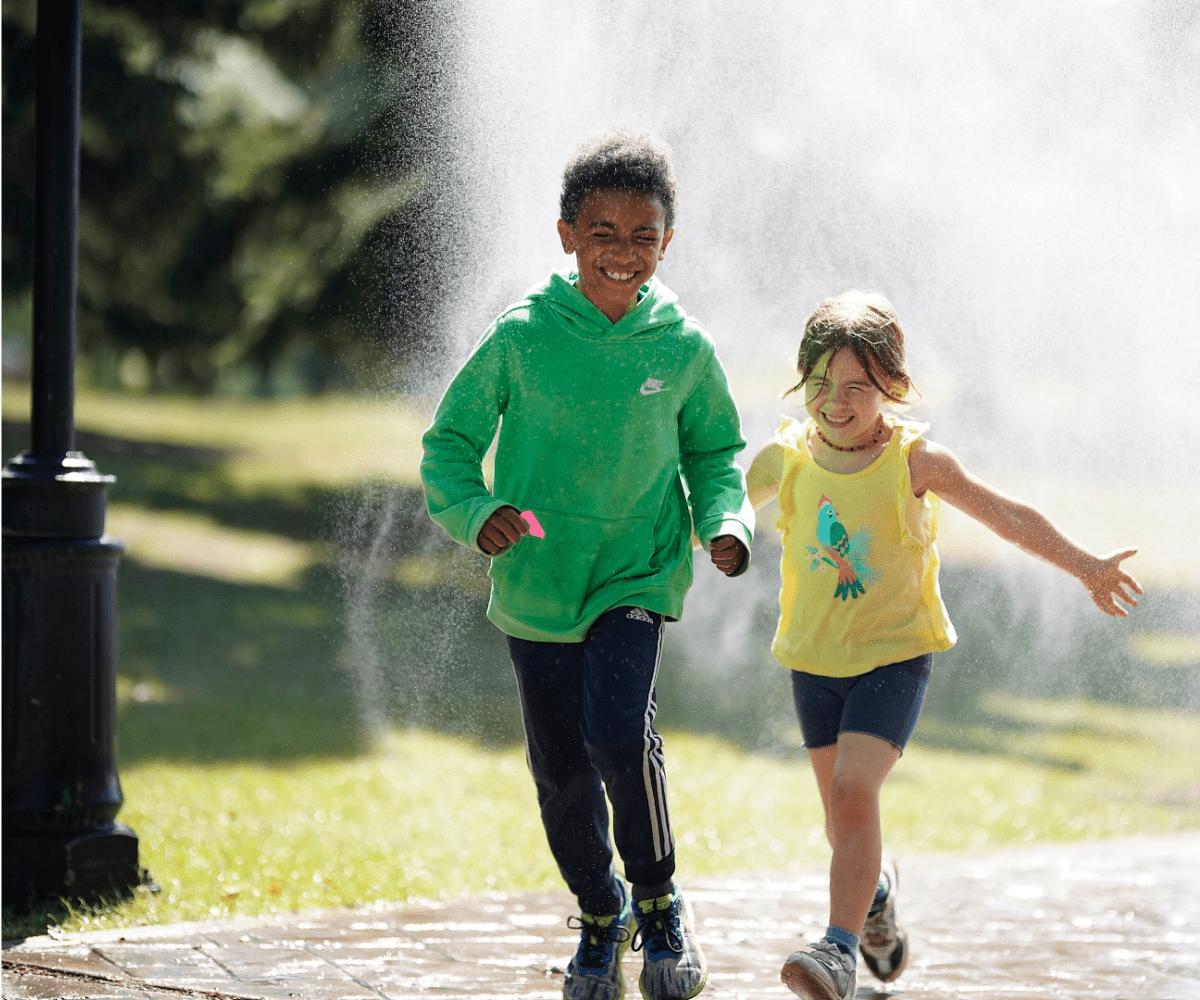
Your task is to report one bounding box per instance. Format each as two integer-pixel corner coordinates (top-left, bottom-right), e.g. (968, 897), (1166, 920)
(4, 834), (1198, 1000)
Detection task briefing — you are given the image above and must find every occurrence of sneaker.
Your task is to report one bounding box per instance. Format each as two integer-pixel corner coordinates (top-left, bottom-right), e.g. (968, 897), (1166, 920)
(780, 939), (857, 1000)
(564, 891), (636, 1000)
(631, 888), (707, 1000)
(859, 856), (909, 982)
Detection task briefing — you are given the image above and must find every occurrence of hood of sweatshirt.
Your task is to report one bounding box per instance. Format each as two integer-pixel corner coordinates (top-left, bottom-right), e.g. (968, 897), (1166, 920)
(524, 270), (689, 343)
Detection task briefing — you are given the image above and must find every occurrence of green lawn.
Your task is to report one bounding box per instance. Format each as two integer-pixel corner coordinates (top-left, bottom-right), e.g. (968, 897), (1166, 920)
(2, 384), (1198, 939)
(9, 697), (1198, 938)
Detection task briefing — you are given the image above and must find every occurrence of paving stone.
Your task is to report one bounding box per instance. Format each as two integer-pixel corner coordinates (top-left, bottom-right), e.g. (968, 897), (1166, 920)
(92, 942), (240, 994)
(0, 945), (127, 983)
(5, 834), (1198, 1000)
(0, 967), (162, 999)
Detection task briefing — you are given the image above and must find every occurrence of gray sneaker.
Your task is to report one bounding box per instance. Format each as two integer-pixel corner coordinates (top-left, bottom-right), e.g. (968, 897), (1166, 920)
(780, 939), (857, 1000)
(631, 888), (707, 1000)
(860, 856), (909, 983)
(564, 892), (636, 1000)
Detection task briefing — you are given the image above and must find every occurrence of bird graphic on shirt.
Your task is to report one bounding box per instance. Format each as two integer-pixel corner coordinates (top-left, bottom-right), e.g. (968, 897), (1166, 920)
(811, 495), (878, 601)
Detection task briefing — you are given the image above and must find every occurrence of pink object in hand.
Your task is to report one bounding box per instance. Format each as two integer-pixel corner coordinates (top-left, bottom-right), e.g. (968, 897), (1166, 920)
(520, 511), (545, 538)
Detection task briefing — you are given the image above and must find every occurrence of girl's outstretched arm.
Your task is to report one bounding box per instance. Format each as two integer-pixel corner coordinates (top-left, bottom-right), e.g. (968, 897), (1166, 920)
(746, 441), (785, 511)
(909, 440), (1143, 617)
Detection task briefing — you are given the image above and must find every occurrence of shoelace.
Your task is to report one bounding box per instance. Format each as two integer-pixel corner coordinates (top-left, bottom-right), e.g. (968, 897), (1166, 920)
(567, 914), (631, 968)
(807, 938), (853, 971)
(631, 899), (683, 954)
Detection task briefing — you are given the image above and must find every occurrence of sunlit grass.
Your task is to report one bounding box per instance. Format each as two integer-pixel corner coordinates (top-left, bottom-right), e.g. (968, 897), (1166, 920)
(6, 697), (1197, 939)
(2, 383), (431, 488)
(107, 504), (322, 586)
(1127, 630), (1200, 668)
(117, 731), (553, 923)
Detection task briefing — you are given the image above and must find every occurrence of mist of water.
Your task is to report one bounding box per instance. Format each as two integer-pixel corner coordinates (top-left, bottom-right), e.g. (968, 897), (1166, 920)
(340, 0), (1200, 744)
(444, 2), (1198, 456)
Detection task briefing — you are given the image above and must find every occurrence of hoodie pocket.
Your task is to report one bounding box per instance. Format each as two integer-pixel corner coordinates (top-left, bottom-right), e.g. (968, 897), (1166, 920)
(489, 508), (655, 626)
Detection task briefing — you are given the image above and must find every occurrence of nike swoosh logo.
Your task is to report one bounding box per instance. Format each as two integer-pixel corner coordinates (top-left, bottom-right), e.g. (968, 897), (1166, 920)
(639, 385), (668, 395)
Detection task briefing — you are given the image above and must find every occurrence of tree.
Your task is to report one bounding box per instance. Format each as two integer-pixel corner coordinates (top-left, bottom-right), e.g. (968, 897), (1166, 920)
(2, 0), (451, 394)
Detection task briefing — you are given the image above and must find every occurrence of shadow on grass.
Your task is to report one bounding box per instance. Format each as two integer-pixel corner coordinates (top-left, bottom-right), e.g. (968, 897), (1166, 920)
(908, 726), (1086, 772)
(921, 564), (1200, 721)
(4, 418), (352, 543)
(115, 559), (523, 765)
(115, 560), (366, 763)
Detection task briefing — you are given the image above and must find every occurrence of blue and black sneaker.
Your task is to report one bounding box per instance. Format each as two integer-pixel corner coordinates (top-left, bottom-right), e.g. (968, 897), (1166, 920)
(631, 887), (707, 1000)
(564, 887), (636, 1000)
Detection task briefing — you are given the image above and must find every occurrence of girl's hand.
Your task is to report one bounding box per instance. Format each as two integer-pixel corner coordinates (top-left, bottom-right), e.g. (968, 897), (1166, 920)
(1079, 548), (1143, 618)
(710, 535), (747, 575)
(477, 506), (529, 554)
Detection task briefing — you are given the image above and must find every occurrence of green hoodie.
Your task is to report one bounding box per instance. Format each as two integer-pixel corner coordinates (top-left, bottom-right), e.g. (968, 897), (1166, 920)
(421, 271), (754, 642)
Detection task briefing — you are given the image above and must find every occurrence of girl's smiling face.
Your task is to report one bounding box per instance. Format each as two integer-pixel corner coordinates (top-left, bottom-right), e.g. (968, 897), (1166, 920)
(804, 348), (887, 448)
(557, 189), (674, 323)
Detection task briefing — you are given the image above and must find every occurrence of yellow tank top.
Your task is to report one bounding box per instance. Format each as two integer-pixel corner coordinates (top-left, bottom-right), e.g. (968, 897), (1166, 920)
(771, 414), (956, 677)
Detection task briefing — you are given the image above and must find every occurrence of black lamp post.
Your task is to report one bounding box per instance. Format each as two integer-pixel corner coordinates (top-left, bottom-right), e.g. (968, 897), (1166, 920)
(2, 0), (142, 904)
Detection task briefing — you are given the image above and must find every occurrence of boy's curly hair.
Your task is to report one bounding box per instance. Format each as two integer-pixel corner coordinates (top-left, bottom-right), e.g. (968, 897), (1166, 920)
(560, 127), (676, 229)
(785, 290), (918, 404)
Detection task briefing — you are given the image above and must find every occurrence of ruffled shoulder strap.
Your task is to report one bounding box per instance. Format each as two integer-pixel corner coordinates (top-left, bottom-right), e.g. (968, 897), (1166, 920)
(885, 415), (938, 549)
(773, 414), (808, 453)
(889, 415), (930, 456)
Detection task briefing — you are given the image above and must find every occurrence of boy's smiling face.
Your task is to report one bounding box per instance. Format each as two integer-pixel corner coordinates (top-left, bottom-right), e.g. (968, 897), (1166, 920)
(557, 188), (674, 323)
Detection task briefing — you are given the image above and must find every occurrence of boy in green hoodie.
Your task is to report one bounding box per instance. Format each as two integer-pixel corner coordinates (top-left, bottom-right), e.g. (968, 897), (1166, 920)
(421, 127), (753, 1000)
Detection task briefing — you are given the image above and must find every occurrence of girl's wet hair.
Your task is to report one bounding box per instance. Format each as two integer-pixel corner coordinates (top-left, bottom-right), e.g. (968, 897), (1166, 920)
(784, 290), (917, 404)
(560, 127), (677, 230)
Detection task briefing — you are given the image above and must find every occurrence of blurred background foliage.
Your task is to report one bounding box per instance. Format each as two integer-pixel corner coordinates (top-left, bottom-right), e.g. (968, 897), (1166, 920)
(2, 0), (449, 396)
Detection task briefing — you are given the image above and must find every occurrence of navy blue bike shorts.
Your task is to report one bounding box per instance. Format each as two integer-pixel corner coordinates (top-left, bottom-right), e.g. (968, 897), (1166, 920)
(790, 653), (932, 752)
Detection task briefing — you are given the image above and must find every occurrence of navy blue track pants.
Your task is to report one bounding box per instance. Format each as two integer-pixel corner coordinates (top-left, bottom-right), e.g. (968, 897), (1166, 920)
(507, 605), (676, 904)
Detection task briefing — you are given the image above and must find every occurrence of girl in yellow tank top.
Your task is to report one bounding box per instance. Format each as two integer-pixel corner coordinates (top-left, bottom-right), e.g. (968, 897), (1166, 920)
(748, 291), (1143, 1000)
(769, 411), (955, 677)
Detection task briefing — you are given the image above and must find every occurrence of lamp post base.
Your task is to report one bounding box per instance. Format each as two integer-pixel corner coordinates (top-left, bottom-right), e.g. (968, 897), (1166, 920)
(3, 452), (146, 908)
(3, 824), (142, 905)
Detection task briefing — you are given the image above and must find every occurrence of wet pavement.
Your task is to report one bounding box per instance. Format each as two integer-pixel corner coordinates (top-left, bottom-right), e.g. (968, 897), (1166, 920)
(3, 834), (1198, 1000)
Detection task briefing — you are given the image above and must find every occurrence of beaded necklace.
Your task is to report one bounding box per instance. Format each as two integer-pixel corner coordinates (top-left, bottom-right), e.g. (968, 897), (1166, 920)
(812, 417), (886, 453)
